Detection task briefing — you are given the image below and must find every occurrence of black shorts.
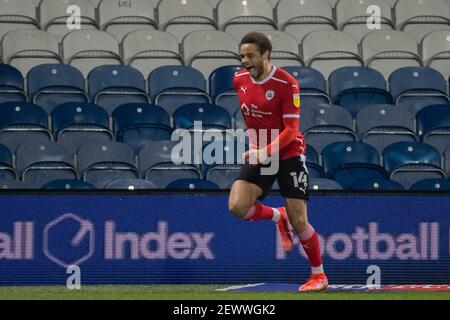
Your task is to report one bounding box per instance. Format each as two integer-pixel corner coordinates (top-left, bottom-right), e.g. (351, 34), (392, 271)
(236, 155), (309, 201)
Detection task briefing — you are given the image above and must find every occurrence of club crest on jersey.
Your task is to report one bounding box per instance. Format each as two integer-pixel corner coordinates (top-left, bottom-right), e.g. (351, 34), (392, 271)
(266, 90), (275, 101)
(293, 93), (300, 108)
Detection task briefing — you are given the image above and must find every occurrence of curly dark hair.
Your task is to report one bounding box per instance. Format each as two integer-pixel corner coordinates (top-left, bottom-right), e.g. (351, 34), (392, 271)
(240, 32), (272, 59)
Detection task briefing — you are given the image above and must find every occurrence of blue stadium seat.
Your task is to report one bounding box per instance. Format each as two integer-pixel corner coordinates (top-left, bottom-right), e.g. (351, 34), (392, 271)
(389, 67), (450, 114)
(149, 65), (211, 116)
(113, 103), (172, 153)
(0, 143), (16, 180)
(300, 103), (357, 153)
(416, 104), (450, 155)
(51, 102), (113, 154)
(104, 179), (158, 190)
(166, 178), (219, 190)
(89, 65), (149, 114)
(409, 178), (450, 191)
(309, 178), (343, 190)
(322, 141), (388, 189)
(329, 67), (393, 117)
(173, 103), (231, 131)
(306, 145), (324, 178)
(41, 179), (95, 189)
(0, 179), (32, 189)
(28, 64), (88, 114)
(209, 65), (242, 115)
(347, 178), (404, 191)
(16, 141), (78, 188)
(78, 142), (139, 188)
(201, 137), (247, 172)
(0, 102), (52, 152)
(139, 141), (202, 188)
(234, 108), (245, 130)
(445, 146), (450, 176)
(206, 167), (241, 189)
(282, 66), (330, 106)
(0, 64), (26, 103)
(383, 142), (446, 189)
(356, 104), (418, 155)
(202, 137), (248, 189)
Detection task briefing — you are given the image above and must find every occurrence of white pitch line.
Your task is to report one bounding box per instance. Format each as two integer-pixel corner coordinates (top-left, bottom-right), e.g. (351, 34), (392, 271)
(215, 283), (266, 292)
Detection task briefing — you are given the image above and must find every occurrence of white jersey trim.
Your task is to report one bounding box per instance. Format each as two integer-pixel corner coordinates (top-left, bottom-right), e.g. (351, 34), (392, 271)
(283, 114), (300, 118)
(235, 71), (249, 77)
(272, 76), (288, 84)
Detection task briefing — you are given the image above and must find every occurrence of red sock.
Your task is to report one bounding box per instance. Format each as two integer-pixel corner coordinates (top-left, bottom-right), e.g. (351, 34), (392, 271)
(243, 202), (274, 221)
(299, 224), (323, 273)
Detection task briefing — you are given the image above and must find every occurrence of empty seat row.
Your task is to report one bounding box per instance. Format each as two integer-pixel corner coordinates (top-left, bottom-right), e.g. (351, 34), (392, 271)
(305, 141), (450, 189)
(8, 0), (450, 43)
(1, 139), (449, 190)
(2, 175), (449, 191)
(301, 103), (450, 155)
(3, 28), (450, 79)
(3, 63), (450, 117)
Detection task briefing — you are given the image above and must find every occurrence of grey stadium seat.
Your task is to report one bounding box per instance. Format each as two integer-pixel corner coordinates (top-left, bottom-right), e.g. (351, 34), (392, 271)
(395, 0), (450, 43)
(139, 141), (202, 188)
(182, 30), (241, 78)
(98, 0), (157, 41)
(276, 0), (336, 44)
(78, 141), (139, 188)
(336, 0), (394, 42)
(2, 30), (61, 76)
(158, 0), (216, 43)
(259, 30), (303, 66)
(300, 103), (357, 154)
(63, 30), (122, 77)
(384, 0), (398, 6)
(0, 0), (39, 41)
(217, 0), (276, 41)
(40, 0), (98, 41)
(327, 0), (338, 6)
(361, 30), (422, 79)
(356, 104), (418, 155)
(301, 30), (363, 79)
(16, 141), (78, 189)
(123, 30), (183, 78)
(422, 30), (450, 79)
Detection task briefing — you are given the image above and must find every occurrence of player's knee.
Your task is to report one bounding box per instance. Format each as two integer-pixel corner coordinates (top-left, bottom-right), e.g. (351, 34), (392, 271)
(228, 199), (250, 218)
(290, 209), (308, 231)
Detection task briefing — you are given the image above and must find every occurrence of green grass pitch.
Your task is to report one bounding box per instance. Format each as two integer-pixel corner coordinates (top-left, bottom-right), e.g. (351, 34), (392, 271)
(0, 285), (449, 300)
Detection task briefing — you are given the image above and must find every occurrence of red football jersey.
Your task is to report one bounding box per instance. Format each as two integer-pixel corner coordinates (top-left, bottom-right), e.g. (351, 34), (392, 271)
(233, 66), (305, 160)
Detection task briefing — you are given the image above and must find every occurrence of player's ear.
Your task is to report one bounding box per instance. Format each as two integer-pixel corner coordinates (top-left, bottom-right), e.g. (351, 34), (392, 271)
(262, 50), (270, 62)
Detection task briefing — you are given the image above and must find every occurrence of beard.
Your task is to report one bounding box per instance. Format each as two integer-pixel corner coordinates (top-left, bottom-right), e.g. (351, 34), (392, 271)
(248, 65), (262, 80)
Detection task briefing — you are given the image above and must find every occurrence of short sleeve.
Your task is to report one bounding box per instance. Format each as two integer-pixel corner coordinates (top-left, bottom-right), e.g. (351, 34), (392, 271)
(282, 80), (301, 119)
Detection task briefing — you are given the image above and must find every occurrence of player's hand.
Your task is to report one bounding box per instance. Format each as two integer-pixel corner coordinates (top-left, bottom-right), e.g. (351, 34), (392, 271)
(243, 149), (269, 165)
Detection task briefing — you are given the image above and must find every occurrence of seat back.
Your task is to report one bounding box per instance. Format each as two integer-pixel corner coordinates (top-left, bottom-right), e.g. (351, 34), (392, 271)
(28, 64), (88, 114)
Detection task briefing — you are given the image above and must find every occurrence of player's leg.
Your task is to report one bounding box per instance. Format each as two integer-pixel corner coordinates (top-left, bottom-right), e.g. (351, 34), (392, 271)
(228, 179), (263, 219)
(278, 155), (327, 291)
(284, 198), (327, 292)
(228, 165), (293, 251)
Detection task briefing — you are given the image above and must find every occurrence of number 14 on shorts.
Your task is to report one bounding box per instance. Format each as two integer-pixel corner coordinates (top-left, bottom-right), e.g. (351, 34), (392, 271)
(290, 171), (307, 191)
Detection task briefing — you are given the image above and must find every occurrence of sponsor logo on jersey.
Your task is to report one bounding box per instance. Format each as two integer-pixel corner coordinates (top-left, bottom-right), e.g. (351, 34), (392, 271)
(266, 90), (275, 101)
(293, 93), (300, 108)
(241, 103), (250, 116)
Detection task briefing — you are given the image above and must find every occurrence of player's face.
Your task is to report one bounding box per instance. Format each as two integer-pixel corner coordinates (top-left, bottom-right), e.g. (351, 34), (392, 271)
(240, 43), (267, 80)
